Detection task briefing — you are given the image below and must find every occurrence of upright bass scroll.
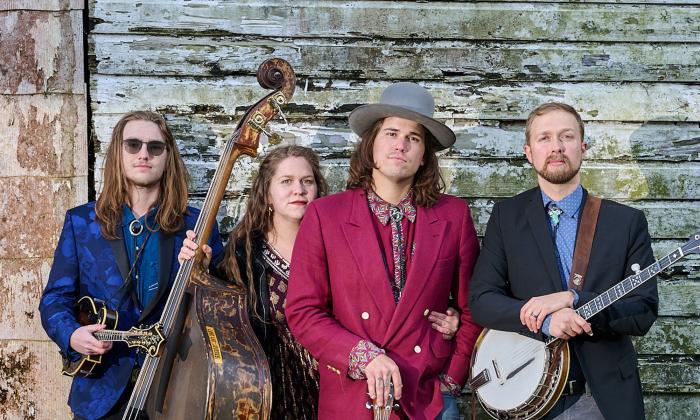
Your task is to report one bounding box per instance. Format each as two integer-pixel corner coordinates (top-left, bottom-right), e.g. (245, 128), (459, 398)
(122, 58), (296, 420)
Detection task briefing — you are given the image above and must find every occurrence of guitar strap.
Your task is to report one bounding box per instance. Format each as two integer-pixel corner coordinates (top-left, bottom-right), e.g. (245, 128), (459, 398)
(568, 194), (602, 292)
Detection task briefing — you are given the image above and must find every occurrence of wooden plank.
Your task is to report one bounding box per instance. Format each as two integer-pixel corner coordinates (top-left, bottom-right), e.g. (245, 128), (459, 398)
(657, 280), (700, 317)
(449, 120), (700, 162)
(456, 392), (700, 419)
(442, 160), (699, 201)
(643, 394), (700, 420)
(638, 357), (700, 393)
(638, 201), (700, 239)
(0, 339), (72, 419)
(652, 240), (700, 280)
(274, 160), (697, 201)
(0, 95), (87, 177)
(633, 317), (700, 355)
(176, 158), (700, 200)
(91, 1), (700, 43)
(0, 10), (84, 94)
(92, 114), (700, 163)
(89, 35), (700, 83)
(188, 192), (699, 240)
(90, 76), (700, 122)
(465, 199), (700, 239)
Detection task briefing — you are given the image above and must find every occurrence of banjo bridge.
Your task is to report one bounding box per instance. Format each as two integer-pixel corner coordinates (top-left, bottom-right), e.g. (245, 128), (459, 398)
(468, 368), (492, 391)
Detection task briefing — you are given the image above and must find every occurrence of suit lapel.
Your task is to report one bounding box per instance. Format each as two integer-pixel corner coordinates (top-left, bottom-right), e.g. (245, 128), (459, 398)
(139, 231), (175, 322)
(526, 188), (564, 292)
(102, 225), (133, 312)
(108, 237), (130, 284)
(342, 190), (397, 322)
(384, 206), (446, 341)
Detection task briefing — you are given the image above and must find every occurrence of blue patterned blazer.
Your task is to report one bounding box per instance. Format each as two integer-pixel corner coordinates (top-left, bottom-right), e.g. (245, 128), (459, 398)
(39, 202), (224, 419)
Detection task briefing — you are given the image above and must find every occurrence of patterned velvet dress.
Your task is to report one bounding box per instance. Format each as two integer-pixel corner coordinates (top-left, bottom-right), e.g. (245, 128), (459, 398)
(261, 242), (320, 419)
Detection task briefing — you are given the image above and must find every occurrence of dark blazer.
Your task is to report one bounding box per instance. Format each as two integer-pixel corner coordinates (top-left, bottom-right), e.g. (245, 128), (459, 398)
(287, 188), (482, 419)
(469, 187), (658, 419)
(39, 202), (224, 419)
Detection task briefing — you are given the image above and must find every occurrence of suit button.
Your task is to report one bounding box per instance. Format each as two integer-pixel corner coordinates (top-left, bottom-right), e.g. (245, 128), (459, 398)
(414, 345), (422, 354)
(423, 308), (430, 317)
(361, 312), (370, 320)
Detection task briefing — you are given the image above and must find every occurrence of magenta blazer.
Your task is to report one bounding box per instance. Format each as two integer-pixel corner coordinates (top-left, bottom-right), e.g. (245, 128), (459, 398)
(287, 188), (482, 419)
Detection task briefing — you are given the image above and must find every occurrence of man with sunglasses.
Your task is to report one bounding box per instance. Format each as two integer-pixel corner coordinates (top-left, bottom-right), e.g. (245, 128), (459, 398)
(39, 111), (224, 419)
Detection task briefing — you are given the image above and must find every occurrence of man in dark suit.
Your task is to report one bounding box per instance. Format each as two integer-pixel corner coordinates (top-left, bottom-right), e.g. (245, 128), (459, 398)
(469, 102), (658, 419)
(39, 111), (223, 419)
(287, 83), (482, 419)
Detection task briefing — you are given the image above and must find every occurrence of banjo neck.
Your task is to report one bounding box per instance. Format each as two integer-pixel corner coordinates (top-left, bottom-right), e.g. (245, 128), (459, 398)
(545, 244), (689, 346)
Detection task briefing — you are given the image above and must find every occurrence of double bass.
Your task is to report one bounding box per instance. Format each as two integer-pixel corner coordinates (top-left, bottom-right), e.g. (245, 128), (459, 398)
(123, 58), (296, 420)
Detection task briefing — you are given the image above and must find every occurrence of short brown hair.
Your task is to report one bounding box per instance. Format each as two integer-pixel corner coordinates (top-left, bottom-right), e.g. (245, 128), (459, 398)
(346, 118), (444, 207)
(525, 102), (585, 144)
(95, 111), (189, 239)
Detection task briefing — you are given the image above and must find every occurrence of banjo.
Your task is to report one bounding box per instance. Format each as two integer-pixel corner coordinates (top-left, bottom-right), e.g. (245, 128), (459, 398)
(469, 229), (700, 420)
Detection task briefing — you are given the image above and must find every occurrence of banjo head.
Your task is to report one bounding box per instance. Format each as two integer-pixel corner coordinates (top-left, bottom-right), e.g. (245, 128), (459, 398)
(473, 330), (548, 411)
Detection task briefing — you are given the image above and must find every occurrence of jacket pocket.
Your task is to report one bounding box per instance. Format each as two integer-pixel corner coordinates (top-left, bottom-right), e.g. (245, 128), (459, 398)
(429, 331), (454, 359)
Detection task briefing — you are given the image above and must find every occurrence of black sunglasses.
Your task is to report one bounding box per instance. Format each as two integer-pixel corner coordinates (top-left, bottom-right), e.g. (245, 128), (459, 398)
(122, 139), (168, 156)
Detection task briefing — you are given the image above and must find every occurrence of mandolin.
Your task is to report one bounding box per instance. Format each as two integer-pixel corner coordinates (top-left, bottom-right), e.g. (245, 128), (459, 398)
(62, 296), (165, 377)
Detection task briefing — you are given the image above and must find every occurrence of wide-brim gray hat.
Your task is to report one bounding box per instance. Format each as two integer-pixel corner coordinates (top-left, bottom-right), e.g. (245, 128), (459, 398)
(348, 82), (455, 150)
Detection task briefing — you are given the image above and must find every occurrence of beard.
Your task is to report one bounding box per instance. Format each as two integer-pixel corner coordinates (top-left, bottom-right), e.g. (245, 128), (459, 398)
(535, 154), (581, 184)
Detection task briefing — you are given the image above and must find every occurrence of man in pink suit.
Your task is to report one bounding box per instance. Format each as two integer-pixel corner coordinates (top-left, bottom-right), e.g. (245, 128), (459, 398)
(287, 82), (482, 419)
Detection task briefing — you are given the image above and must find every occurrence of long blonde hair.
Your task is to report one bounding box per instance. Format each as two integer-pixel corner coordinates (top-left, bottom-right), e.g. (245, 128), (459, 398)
(95, 111), (189, 239)
(220, 146), (328, 317)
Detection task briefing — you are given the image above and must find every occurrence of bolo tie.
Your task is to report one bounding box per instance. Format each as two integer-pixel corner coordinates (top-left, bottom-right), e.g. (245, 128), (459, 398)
(547, 202), (568, 290)
(547, 203), (563, 228)
(389, 205), (406, 302)
(125, 219), (154, 308)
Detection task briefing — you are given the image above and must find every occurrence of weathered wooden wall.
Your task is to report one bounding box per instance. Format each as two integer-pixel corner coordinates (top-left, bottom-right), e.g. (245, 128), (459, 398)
(90, 0), (700, 418)
(0, 1), (85, 419)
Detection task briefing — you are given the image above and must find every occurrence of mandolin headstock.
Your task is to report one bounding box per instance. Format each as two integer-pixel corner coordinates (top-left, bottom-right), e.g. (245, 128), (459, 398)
(124, 323), (166, 357)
